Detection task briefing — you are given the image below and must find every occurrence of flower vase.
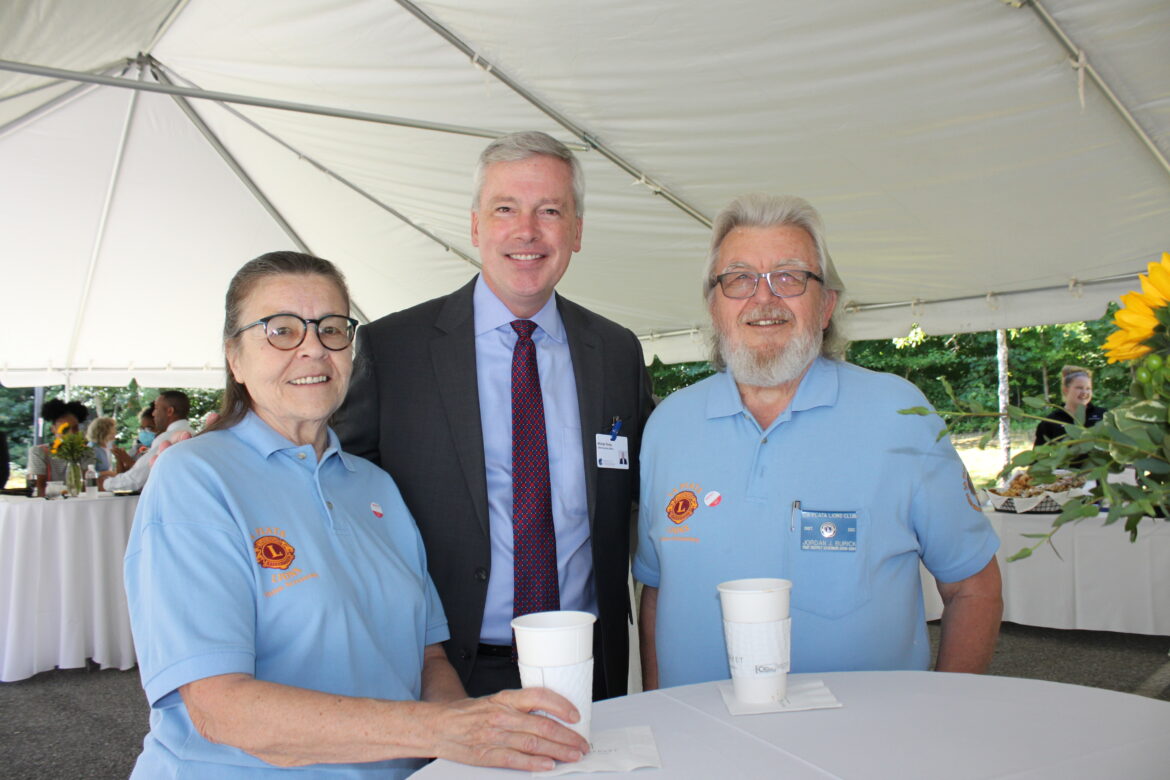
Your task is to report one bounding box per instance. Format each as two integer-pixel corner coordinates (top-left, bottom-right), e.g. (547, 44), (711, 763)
(65, 461), (84, 497)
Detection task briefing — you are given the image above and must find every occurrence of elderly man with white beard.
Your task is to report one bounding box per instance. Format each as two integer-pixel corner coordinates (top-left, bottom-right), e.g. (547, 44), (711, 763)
(633, 194), (1003, 689)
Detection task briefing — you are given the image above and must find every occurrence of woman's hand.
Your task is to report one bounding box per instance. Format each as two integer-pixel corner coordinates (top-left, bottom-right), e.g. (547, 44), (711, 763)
(431, 688), (589, 772)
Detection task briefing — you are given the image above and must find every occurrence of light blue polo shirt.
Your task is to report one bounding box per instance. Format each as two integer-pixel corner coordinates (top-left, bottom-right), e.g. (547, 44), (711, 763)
(124, 411), (449, 778)
(633, 358), (997, 686)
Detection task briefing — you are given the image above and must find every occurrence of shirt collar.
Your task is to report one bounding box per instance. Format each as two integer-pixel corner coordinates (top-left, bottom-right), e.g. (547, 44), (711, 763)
(472, 274), (565, 342)
(231, 411), (355, 471)
(705, 357), (840, 422)
(165, 418), (193, 434)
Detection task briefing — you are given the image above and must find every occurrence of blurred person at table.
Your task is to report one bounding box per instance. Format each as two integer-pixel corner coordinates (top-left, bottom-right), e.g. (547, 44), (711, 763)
(336, 131), (652, 701)
(86, 416), (119, 476)
(634, 194), (1003, 690)
(123, 251), (587, 779)
(99, 391), (192, 492)
(132, 403), (157, 460)
(1034, 365), (1106, 446)
(27, 398), (95, 497)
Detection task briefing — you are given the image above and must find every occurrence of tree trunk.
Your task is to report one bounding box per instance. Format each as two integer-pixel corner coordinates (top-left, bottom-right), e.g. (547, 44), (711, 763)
(997, 329), (1011, 477)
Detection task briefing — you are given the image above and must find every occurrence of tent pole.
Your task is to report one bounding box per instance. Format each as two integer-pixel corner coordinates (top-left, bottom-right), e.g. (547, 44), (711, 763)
(154, 63), (482, 280)
(149, 64), (379, 324)
(394, 0), (713, 228)
(1022, 0), (1170, 180)
(0, 58), (517, 143)
(62, 71), (142, 379)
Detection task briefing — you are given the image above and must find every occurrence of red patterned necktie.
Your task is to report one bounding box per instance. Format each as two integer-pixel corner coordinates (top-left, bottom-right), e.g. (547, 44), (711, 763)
(511, 319), (560, 624)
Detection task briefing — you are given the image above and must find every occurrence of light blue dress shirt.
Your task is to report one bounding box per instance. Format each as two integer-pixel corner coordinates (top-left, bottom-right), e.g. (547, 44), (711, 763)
(474, 276), (595, 644)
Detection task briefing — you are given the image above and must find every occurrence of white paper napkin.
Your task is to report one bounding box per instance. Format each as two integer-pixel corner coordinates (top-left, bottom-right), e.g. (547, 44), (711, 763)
(718, 678), (843, 716)
(534, 726), (661, 777)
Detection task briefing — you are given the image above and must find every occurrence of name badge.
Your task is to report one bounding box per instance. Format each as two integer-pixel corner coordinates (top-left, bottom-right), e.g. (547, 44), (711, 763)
(800, 508), (858, 552)
(595, 434), (630, 470)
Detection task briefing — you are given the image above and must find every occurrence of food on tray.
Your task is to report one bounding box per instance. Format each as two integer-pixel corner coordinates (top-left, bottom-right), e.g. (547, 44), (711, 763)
(989, 472), (1085, 498)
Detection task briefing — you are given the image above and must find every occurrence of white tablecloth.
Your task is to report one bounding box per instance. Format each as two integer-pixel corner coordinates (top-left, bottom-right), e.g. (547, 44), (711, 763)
(0, 494), (138, 682)
(922, 509), (1170, 635)
(417, 671), (1170, 779)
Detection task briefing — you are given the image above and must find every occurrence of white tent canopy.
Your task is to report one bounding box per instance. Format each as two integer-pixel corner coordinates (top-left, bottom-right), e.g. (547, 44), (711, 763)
(2, 0), (1167, 388)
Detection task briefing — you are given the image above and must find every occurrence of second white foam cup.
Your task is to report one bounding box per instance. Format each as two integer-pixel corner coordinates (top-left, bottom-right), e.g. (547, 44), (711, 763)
(717, 578), (793, 704)
(511, 610), (596, 741)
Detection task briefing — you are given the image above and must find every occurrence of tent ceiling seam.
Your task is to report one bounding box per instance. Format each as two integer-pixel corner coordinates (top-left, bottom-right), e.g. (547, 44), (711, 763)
(145, 0), (192, 54)
(1022, 0), (1170, 180)
(394, 0), (713, 228)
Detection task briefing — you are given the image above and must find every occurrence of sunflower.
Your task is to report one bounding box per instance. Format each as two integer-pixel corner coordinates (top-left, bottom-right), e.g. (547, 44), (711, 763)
(1105, 253), (1170, 363)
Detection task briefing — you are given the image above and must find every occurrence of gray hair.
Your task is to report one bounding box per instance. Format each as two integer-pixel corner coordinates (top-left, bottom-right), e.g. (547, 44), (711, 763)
(472, 131), (584, 218)
(703, 194), (848, 363)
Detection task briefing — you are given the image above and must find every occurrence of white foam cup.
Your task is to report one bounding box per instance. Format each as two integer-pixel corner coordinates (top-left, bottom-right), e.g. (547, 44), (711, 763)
(716, 578), (791, 622)
(717, 579), (793, 704)
(511, 610), (596, 667)
(511, 610), (596, 741)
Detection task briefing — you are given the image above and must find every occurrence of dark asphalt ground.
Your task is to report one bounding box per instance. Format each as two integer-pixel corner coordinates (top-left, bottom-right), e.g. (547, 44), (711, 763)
(1, 621), (1167, 779)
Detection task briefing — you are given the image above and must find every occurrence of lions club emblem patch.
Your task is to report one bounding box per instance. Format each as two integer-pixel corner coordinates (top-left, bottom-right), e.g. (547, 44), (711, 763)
(254, 536), (296, 570)
(666, 490), (699, 524)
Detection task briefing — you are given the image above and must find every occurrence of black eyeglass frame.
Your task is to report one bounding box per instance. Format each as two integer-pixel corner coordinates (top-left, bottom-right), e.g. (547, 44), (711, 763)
(233, 313), (359, 351)
(714, 268), (825, 299)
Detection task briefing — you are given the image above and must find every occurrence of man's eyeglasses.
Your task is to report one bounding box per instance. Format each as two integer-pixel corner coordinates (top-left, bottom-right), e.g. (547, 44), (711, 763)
(233, 314), (359, 351)
(714, 269), (824, 299)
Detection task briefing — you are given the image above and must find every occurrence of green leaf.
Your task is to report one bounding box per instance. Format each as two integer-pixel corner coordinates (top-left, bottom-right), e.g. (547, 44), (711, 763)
(1021, 395), (1048, 410)
(898, 406), (932, 416)
(1007, 547), (1033, 561)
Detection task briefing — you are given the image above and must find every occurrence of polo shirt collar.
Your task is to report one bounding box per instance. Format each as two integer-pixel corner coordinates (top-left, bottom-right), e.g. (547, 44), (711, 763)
(231, 410), (355, 471)
(472, 274), (566, 343)
(705, 357), (840, 423)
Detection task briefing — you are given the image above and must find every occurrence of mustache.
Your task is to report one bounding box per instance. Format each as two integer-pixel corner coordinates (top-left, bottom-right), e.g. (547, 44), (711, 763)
(738, 305), (792, 326)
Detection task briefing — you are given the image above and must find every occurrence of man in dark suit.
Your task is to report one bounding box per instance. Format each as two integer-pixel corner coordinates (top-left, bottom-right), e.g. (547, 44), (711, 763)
(337, 131), (653, 700)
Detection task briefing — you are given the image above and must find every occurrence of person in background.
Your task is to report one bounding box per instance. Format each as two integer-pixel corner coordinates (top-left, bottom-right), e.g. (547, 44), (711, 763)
(337, 131), (653, 700)
(86, 416), (119, 476)
(100, 392), (193, 492)
(132, 404), (157, 460)
(1034, 365), (1106, 445)
(635, 194), (1002, 690)
(27, 398), (95, 497)
(124, 250), (586, 778)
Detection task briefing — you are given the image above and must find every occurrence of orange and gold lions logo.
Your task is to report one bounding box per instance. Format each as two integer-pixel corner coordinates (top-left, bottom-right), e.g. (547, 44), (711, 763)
(666, 490), (699, 524)
(254, 536), (296, 570)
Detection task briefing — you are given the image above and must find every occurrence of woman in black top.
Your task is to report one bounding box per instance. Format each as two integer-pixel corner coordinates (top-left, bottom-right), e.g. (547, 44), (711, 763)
(1034, 365), (1106, 446)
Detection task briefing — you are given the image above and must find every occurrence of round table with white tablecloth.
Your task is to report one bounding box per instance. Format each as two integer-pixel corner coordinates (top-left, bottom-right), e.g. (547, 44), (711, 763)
(418, 671), (1170, 779)
(0, 494), (138, 682)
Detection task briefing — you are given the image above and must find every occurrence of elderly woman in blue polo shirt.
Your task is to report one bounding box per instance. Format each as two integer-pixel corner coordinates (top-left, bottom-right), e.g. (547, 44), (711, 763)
(124, 251), (586, 778)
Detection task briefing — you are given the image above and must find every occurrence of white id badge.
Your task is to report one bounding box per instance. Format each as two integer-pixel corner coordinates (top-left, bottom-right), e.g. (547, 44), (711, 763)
(595, 433), (630, 469)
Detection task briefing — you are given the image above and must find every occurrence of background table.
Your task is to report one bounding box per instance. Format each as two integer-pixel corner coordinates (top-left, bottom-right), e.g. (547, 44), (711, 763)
(418, 671), (1170, 779)
(0, 494), (138, 682)
(922, 509), (1170, 635)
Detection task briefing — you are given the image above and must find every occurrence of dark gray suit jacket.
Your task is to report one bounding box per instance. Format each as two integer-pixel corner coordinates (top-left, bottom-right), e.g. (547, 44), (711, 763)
(336, 277), (653, 699)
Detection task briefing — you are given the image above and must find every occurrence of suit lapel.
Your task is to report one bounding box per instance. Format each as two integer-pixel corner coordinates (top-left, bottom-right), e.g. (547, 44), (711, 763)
(432, 279), (491, 537)
(560, 295), (603, 530)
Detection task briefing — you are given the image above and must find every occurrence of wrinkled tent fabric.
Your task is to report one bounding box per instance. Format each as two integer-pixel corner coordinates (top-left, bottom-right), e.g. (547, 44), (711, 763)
(1, 0), (1167, 388)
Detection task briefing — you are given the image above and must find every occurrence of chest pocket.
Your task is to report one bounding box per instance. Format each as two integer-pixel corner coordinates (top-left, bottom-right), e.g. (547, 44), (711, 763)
(786, 506), (872, 619)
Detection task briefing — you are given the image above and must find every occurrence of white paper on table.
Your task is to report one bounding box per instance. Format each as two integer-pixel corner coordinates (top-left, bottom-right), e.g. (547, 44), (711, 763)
(718, 678), (843, 716)
(534, 726), (661, 777)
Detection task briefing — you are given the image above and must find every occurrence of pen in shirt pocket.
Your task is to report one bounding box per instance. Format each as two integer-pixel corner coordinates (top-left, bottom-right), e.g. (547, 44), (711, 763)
(790, 500), (800, 532)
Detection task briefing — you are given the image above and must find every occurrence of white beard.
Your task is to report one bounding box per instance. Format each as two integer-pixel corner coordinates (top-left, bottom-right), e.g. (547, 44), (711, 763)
(717, 316), (823, 388)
